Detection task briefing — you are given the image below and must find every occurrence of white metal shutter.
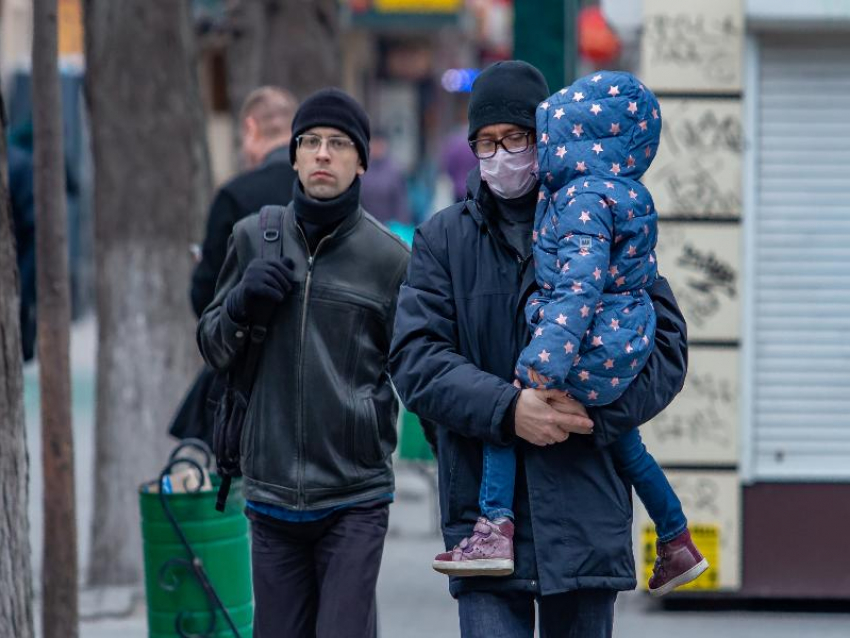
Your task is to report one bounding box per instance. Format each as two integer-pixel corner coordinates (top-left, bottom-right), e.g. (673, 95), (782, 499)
(752, 34), (850, 480)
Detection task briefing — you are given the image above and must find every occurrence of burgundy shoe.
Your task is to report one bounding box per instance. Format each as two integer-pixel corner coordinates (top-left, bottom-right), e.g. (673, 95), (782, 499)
(648, 529), (709, 597)
(432, 517), (514, 577)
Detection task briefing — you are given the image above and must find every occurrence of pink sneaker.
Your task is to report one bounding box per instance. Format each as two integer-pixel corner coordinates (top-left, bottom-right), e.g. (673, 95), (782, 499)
(432, 517), (514, 577)
(648, 529), (709, 597)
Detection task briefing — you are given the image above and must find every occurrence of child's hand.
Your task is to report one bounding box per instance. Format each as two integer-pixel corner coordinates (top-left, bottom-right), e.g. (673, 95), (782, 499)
(527, 368), (552, 387)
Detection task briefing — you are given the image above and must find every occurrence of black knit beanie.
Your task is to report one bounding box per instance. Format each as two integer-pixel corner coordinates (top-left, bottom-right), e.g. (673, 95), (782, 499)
(290, 88), (371, 169)
(467, 60), (550, 140)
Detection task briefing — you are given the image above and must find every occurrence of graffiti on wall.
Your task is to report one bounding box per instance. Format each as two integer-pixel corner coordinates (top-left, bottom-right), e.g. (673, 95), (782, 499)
(655, 222), (740, 341)
(644, 99), (743, 218)
(642, 0), (743, 92)
(644, 348), (738, 465)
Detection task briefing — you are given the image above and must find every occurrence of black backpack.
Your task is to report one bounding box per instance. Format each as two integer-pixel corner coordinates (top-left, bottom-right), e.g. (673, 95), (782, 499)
(213, 205), (284, 511)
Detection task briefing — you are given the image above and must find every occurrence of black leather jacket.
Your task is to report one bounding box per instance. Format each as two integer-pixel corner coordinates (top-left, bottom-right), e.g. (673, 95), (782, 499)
(198, 204), (410, 510)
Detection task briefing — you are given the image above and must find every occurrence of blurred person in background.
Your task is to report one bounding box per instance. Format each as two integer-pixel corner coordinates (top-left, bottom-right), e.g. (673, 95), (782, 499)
(7, 137), (36, 361)
(359, 128), (412, 226)
(190, 86), (299, 317)
(198, 88), (410, 638)
(389, 61), (688, 638)
(440, 122), (478, 204)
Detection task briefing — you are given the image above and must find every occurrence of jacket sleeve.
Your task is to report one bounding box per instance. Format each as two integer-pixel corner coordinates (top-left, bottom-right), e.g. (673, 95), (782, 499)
(588, 275), (688, 447)
(196, 232), (251, 372)
(191, 189), (239, 318)
(515, 191), (613, 388)
(389, 227), (520, 446)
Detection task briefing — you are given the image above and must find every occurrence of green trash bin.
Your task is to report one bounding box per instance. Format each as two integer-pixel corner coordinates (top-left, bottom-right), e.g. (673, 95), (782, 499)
(140, 449), (252, 637)
(398, 408), (434, 462)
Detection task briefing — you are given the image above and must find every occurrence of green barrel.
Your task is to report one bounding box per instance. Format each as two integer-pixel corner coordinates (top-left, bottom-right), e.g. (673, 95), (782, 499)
(140, 477), (252, 637)
(398, 409), (434, 462)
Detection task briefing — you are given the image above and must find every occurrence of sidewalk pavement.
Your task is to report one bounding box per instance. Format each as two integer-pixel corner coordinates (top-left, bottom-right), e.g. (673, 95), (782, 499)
(23, 317), (850, 637)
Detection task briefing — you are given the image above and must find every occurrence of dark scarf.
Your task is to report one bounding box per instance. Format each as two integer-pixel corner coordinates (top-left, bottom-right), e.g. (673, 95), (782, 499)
(293, 177), (361, 252)
(492, 185), (538, 259)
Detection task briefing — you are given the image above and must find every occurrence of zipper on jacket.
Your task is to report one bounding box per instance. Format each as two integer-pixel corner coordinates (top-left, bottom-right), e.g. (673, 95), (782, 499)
(294, 225), (331, 509)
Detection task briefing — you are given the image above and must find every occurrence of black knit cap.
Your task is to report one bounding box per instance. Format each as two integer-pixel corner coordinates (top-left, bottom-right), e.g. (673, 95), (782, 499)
(467, 60), (550, 140)
(290, 88), (371, 169)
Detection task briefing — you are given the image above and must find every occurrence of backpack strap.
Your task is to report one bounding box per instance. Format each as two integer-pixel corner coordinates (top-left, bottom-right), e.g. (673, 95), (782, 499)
(215, 205), (286, 512)
(258, 204), (285, 260)
(235, 204), (284, 394)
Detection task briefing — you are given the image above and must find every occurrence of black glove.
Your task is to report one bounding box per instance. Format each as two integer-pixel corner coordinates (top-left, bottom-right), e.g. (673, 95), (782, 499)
(226, 257), (295, 324)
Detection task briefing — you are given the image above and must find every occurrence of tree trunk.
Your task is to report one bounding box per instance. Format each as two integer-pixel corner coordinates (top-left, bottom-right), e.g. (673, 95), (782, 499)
(32, 1), (79, 635)
(225, 0), (340, 112)
(84, 0), (211, 585)
(0, 86), (35, 638)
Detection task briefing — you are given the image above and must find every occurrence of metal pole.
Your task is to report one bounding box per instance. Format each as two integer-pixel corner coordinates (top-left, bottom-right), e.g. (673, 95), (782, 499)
(32, 0), (79, 635)
(513, 0), (580, 91)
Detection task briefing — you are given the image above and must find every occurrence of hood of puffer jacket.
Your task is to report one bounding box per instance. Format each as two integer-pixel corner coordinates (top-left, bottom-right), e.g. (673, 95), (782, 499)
(536, 70), (661, 190)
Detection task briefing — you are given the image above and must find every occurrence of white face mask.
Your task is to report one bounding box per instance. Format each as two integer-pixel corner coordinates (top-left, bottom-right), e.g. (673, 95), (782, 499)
(480, 146), (538, 199)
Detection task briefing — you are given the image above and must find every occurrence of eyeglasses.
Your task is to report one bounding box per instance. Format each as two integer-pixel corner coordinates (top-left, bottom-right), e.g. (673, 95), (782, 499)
(296, 134), (357, 154)
(468, 131), (533, 159)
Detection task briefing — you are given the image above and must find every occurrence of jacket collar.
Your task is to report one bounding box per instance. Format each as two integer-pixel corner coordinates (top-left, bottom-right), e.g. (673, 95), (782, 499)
(462, 168), (493, 229)
(285, 192), (363, 253)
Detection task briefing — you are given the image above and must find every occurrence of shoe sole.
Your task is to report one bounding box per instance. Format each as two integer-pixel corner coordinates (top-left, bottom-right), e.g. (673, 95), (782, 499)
(648, 558), (710, 598)
(432, 558), (514, 577)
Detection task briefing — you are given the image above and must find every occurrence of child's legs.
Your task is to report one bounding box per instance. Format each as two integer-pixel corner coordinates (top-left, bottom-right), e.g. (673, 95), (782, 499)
(611, 429), (686, 542)
(479, 443), (516, 521)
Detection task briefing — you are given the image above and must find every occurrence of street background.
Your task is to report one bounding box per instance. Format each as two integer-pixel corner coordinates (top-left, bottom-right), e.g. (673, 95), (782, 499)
(4, 0), (850, 635)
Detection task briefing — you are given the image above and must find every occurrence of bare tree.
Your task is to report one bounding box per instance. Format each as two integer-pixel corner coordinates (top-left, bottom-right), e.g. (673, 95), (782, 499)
(0, 86), (35, 638)
(32, 0), (79, 635)
(225, 0), (340, 112)
(84, 0), (212, 585)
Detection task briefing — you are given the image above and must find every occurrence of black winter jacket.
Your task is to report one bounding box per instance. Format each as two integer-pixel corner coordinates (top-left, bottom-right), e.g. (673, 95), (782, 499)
(389, 173), (687, 597)
(198, 204), (410, 510)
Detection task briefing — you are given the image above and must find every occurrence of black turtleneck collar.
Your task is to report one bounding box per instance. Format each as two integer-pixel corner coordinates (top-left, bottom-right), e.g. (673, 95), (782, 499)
(487, 181), (539, 260)
(293, 177), (361, 252)
(493, 186), (538, 224)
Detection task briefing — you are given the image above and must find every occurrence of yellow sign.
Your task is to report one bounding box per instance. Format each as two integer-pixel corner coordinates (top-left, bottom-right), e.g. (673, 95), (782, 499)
(373, 0), (463, 13)
(58, 0), (84, 58)
(641, 524), (720, 592)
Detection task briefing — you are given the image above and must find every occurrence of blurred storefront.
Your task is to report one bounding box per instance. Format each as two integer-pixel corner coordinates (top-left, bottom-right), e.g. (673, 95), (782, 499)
(340, 0), (483, 221)
(631, 0), (850, 601)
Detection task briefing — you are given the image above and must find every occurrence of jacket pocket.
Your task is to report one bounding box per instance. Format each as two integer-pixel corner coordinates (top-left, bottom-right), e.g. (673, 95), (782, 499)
(238, 390), (258, 475)
(353, 393), (384, 465)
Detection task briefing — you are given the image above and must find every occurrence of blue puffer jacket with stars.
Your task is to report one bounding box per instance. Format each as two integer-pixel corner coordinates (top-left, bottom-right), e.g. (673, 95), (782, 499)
(515, 70), (662, 405)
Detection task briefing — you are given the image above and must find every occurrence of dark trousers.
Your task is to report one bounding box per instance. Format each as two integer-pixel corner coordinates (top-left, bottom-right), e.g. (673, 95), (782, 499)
(248, 501), (389, 638)
(458, 589), (617, 638)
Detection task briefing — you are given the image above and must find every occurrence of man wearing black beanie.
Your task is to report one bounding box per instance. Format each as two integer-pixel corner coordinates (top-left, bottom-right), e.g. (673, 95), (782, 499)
(390, 61), (689, 636)
(198, 88), (409, 638)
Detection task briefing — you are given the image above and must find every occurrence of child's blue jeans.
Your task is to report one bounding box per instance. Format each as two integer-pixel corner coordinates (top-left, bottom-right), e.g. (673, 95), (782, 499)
(480, 428), (687, 542)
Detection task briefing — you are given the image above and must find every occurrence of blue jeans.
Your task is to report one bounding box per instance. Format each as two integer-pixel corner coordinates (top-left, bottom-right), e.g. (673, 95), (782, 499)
(611, 428), (687, 542)
(458, 589), (616, 638)
(481, 429), (686, 542)
(480, 443), (517, 521)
